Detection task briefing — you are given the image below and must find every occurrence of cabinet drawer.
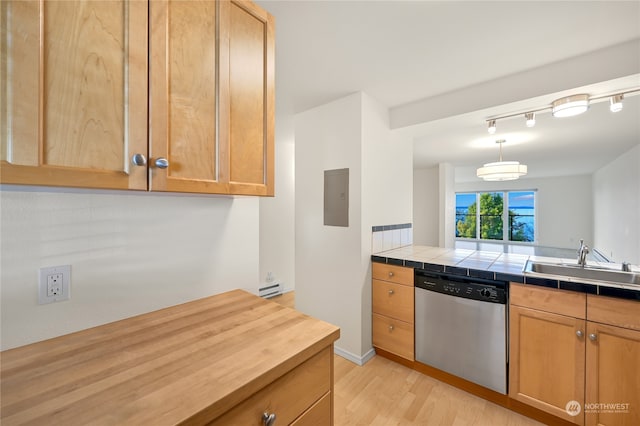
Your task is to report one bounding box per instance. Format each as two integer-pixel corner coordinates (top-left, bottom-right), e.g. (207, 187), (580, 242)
(587, 294), (640, 331)
(209, 346), (331, 425)
(372, 280), (414, 323)
(290, 391), (332, 426)
(372, 313), (414, 361)
(372, 263), (413, 286)
(510, 282), (586, 319)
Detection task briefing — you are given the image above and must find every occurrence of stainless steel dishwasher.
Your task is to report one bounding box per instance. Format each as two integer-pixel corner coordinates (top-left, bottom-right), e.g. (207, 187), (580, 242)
(414, 269), (507, 394)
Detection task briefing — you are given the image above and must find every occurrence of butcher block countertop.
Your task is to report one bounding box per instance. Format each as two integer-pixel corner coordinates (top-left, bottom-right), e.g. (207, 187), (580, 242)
(0, 290), (340, 425)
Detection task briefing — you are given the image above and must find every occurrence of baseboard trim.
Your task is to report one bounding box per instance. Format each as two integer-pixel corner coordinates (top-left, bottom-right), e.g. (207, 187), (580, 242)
(334, 346), (376, 366)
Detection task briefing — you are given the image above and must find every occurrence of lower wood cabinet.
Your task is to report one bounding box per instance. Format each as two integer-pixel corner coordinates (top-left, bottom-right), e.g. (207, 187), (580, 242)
(584, 296), (640, 426)
(510, 304), (586, 424)
(371, 263), (414, 361)
(510, 283), (640, 426)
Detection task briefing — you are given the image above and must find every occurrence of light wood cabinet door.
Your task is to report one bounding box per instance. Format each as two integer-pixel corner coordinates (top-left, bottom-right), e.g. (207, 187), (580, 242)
(585, 322), (640, 426)
(509, 305), (586, 425)
(149, 0), (226, 194)
(219, 0), (274, 196)
(1, 0), (148, 190)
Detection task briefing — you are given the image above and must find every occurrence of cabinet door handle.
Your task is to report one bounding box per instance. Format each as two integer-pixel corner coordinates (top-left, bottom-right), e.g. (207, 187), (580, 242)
(589, 333), (597, 341)
(131, 153), (147, 166)
(576, 330), (583, 338)
(388, 324), (394, 331)
(388, 271), (394, 277)
(262, 412), (276, 426)
(388, 289), (394, 295)
(154, 157), (169, 169)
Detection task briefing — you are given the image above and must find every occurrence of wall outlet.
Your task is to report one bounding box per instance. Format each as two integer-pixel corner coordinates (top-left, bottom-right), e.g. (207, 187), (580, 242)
(39, 265), (71, 304)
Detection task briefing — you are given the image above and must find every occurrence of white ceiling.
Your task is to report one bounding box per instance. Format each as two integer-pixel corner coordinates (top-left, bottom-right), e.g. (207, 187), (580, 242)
(257, 1), (640, 180)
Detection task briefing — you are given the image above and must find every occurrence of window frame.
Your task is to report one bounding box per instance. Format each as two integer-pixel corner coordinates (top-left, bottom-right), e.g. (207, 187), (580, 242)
(455, 190), (537, 244)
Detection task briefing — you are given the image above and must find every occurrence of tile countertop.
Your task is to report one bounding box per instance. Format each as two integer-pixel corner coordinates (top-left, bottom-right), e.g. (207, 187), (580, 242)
(372, 245), (640, 301)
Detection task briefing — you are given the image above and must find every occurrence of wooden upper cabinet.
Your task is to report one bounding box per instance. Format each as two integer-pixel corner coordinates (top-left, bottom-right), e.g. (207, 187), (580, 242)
(149, 0), (224, 193)
(219, 0), (275, 196)
(2, 0), (274, 196)
(0, 0), (148, 190)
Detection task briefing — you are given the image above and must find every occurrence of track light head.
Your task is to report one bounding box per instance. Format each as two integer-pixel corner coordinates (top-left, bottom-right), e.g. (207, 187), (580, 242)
(487, 120), (497, 134)
(610, 94), (624, 112)
(525, 112), (536, 128)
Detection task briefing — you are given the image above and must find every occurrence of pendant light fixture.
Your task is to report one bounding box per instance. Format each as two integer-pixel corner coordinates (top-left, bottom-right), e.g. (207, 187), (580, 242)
(477, 140), (527, 181)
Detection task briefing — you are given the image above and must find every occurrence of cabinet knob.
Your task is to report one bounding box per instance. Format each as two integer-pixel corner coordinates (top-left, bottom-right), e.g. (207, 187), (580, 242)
(262, 412), (276, 426)
(576, 330), (583, 338)
(131, 153), (147, 166)
(154, 157), (169, 169)
(589, 333), (597, 341)
(388, 271), (394, 277)
(388, 325), (394, 331)
(388, 289), (394, 295)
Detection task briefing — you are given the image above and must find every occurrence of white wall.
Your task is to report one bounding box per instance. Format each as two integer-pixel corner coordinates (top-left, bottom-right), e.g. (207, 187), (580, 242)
(413, 167), (439, 246)
(0, 188), (259, 350)
(439, 163), (456, 248)
(455, 175), (593, 249)
(295, 93), (363, 359)
(295, 92), (412, 363)
(593, 144), (640, 264)
(259, 142), (295, 291)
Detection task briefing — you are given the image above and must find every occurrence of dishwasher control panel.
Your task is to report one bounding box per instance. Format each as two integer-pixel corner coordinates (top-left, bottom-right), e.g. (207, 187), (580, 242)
(415, 270), (507, 304)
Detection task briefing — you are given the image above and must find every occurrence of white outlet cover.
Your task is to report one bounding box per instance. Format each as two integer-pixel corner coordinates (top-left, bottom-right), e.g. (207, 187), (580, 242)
(39, 265), (71, 304)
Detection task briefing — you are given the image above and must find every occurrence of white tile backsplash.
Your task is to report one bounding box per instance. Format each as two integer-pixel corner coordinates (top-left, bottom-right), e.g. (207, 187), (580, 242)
(372, 223), (412, 253)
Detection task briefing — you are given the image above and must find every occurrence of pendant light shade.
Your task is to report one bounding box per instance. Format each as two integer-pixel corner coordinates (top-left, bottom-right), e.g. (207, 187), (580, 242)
(477, 161), (528, 181)
(477, 140), (527, 181)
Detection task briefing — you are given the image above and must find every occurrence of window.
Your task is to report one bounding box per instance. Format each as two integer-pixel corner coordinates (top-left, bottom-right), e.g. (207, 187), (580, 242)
(455, 191), (535, 242)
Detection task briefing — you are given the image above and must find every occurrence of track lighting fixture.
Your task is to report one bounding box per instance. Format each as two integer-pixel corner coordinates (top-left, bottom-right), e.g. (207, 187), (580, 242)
(487, 120), (496, 134)
(610, 94), (624, 112)
(525, 112), (535, 127)
(483, 87), (638, 132)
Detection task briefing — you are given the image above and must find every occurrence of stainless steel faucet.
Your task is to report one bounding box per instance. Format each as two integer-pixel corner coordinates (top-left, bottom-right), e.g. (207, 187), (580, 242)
(577, 239), (589, 267)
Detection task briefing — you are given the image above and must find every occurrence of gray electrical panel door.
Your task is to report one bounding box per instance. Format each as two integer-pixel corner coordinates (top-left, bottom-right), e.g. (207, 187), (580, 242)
(324, 168), (349, 227)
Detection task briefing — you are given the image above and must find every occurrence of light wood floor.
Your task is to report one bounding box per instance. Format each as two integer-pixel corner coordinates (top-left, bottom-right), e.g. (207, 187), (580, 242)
(270, 292), (543, 426)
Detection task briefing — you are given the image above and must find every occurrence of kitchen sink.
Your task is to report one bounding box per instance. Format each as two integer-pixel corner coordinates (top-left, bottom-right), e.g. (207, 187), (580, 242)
(523, 260), (640, 285)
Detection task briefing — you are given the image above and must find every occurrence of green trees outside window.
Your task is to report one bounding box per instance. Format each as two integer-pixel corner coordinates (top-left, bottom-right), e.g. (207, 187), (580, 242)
(456, 191), (535, 242)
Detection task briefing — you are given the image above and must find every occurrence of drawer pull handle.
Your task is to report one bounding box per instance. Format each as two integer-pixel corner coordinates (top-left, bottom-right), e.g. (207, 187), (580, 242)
(389, 325), (394, 331)
(262, 412), (276, 426)
(576, 330), (583, 338)
(388, 289), (394, 295)
(388, 271), (394, 277)
(589, 333), (597, 341)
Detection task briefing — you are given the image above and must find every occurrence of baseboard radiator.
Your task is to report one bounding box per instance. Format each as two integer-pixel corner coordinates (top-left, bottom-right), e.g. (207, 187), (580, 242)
(258, 282), (282, 298)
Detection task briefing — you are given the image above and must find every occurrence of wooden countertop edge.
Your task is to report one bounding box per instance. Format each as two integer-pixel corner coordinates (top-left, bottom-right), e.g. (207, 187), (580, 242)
(186, 328), (340, 424)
